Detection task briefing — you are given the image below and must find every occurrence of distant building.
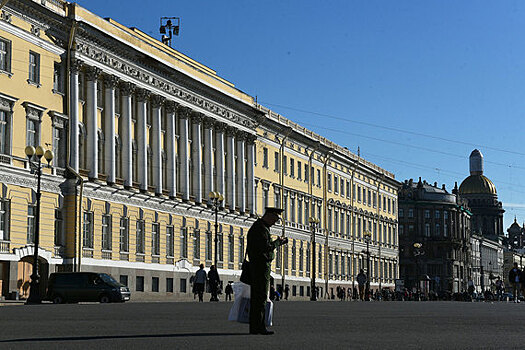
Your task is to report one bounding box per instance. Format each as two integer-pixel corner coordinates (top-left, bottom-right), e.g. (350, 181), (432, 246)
(398, 178), (471, 294)
(506, 218), (525, 250)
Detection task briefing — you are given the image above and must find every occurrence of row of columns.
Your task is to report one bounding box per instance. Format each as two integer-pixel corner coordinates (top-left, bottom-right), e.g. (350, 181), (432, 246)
(69, 61), (257, 214)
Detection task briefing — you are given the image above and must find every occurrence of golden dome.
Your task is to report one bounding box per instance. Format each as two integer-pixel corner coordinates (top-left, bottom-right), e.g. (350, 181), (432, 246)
(458, 175), (497, 195)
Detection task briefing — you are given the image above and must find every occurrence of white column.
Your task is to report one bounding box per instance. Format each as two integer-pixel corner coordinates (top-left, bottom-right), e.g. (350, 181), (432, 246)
(136, 88), (149, 192)
(120, 82), (134, 188)
(151, 95), (164, 195)
(203, 118), (214, 204)
(165, 101), (177, 197)
(85, 66), (100, 179)
(191, 111), (203, 203)
(69, 59), (81, 171)
(104, 75), (118, 184)
(178, 106), (191, 201)
(236, 133), (246, 213)
(226, 127), (236, 210)
(246, 135), (256, 215)
(215, 122), (226, 205)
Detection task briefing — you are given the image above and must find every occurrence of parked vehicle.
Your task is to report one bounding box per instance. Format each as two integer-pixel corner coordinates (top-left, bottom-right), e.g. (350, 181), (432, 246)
(46, 272), (131, 304)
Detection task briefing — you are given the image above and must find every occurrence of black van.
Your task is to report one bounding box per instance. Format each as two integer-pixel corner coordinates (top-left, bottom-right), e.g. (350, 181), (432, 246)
(46, 272), (131, 304)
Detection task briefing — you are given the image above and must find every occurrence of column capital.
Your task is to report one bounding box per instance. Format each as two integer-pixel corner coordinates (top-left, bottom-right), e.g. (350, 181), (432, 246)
(120, 81), (136, 96)
(226, 126), (237, 137)
(136, 88), (151, 102)
(236, 130), (249, 141)
(164, 100), (178, 113)
(246, 134), (257, 144)
(150, 95), (165, 108)
(85, 66), (102, 81)
(70, 59), (83, 73)
(191, 111), (205, 123)
(177, 105), (192, 119)
(203, 116), (215, 129)
(214, 122), (227, 132)
(104, 74), (120, 89)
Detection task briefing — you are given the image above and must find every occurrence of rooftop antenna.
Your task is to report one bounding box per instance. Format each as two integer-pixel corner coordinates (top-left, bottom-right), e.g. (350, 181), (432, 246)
(159, 17), (180, 47)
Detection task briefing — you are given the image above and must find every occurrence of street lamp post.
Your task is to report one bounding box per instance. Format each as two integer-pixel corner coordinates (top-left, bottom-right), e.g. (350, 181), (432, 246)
(309, 216), (320, 301)
(363, 230), (372, 301)
(25, 145), (53, 304)
(413, 242), (423, 300)
(209, 192), (224, 268)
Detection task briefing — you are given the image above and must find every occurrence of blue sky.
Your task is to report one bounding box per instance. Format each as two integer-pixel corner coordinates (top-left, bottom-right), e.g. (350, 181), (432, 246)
(75, 0), (525, 230)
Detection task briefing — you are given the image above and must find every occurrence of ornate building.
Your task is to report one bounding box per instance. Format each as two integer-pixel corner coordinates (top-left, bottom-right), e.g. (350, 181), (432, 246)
(0, 0), (399, 300)
(506, 218), (525, 250)
(398, 178), (472, 294)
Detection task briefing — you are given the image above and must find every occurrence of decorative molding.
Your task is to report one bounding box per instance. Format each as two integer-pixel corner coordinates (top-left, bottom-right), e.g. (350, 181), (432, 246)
(70, 59), (83, 74)
(1, 10), (12, 23)
(164, 100), (178, 113)
(75, 41), (258, 130)
(119, 81), (135, 96)
(84, 66), (102, 81)
(0, 92), (18, 112)
(49, 111), (67, 128)
(135, 88), (150, 102)
(150, 94), (165, 108)
(177, 105), (191, 119)
(203, 116), (215, 129)
(190, 111), (204, 123)
(104, 74), (120, 89)
(22, 101), (46, 120)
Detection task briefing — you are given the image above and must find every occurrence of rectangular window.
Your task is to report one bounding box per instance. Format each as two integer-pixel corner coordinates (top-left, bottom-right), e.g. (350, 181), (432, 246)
(341, 180), (345, 196)
(346, 181), (350, 198)
(357, 186), (361, 202)
(28, 51), (40, 84)
(206, 230), (212, 261)
(298, 200), (303, 225)
(317, 169), (321, 187)
(180, 278), (187, 293)
(120, 275), (128, 287)
(0, 199), (9, 241)
(305, 164), (309, 183)
(263, 147), (268, 168)
(27, 205), (36, 244)
(425, 223), (431, 237)
(367, 190), (371, 206)
(136, 220), (145, 254)
(444, 211), (449, 220)
(297, 161), (302, 180)
(408, 209), (414, 218)
(435, 210), (440, 219)
(193, 228), (200, 260)
(136, 276), (144, 292)
(54, 209), (64, 246)
(238, 234), (245, 269)
(152, 223), (160, 256)
(0, 110), (10, 155)
(152, 277), (159, 292)
(228, 232), (235, 263)
(425, 210), (430, 219)
(26, 118), (39, 148)
(435, 223), (441, 236)
(166, 278), (174, 293)
(334, 175), (338, 193)
(327, 208), (332, 232)
(283, 155), (288, 175)
(290, 197), (296, 223)
(399, 208), (404, 218)
(444, 224), (448, 237)
(180, 226), (188, 258)
(399, 225), (404, 236)
(263, 187), (269, 208)
(274, 152), (279, 172)
(101, 214), (112, 251)
(53, 123), (66, 168)
(53, 62), (64, 93)
(0, 38), (11, 73)
(388, 198), (391, 213)
(327, 173), (332, 191)
(164, 225), (173, 257)
(119, 217), (129, 252)
(353, 184), (356, 200)
(83, 211), (94, 248)
(290, 158), (294, 177)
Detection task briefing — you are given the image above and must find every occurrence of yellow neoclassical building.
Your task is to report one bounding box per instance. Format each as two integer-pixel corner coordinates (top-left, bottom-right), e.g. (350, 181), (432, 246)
(0, 0), (399, 300)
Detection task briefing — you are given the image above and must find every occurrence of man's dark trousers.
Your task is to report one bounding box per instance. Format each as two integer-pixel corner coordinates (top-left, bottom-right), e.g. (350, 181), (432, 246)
(249, 261), (269, 333)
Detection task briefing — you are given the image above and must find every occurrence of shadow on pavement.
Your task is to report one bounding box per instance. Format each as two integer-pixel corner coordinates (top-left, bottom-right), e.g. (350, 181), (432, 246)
(0, 332), (248, 343)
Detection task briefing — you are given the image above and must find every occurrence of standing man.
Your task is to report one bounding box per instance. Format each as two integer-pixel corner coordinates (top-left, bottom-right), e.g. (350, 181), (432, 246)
(509, 263), (521, 303)
(208, 265), (221, 302)
(247, 207), (288, 335)
(357, 269), (367, 301)
(194, 264), (207, 302)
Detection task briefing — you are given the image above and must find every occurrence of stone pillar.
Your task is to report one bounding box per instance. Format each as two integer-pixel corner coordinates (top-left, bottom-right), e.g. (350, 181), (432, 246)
(120, 82), (135, 188)
(203, 117), (214, 204)
(191, 111), (203, 203)
(226, 127), (236, 210)
(104, 75), (119, 184)
(136, 88), (149, 192)
(236, 133), (246, 213)
(69, 59), (81, 171)
(215, 122), (226, 205)
(246, 135), (257, 215)
(178, 106), (191, 201)
(85, 66), (101, 179)
(151, 95), (164, 195)
(165, 101), (178, 197)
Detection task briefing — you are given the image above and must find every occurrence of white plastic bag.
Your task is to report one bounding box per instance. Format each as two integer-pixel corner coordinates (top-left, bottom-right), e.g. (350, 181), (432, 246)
(228, 282), (251, 322)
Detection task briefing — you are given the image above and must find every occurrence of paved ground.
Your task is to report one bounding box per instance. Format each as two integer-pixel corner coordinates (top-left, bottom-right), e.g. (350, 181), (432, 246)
(0, 300), (524, 349)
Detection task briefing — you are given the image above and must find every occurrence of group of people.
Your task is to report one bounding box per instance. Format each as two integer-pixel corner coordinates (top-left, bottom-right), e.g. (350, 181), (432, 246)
(509, 262), (525, 303)
(192, 264), (224, 302)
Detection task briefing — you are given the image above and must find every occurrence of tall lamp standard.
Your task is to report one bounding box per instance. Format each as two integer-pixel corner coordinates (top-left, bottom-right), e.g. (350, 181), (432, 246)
(209, 192), (223, 268)
(413, 242), (423, 299)
(309, 216), (320, 301)
(363, 230), (372, 301)
(25, 145), (54, 304)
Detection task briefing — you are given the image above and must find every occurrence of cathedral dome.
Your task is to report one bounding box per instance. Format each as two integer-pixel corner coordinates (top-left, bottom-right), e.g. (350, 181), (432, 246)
(458, 174), (497, 195)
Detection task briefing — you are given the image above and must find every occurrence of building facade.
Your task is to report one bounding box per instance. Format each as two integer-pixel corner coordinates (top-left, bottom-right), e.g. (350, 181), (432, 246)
(0, 0), (399, 300)
(398, 178), (472, 294)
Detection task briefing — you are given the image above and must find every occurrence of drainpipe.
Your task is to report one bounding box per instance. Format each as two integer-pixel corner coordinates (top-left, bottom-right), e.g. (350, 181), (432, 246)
(322, 148), (334, 298)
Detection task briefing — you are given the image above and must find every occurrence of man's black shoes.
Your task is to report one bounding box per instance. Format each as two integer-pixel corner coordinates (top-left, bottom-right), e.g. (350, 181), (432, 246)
(249, 329), (274, 335)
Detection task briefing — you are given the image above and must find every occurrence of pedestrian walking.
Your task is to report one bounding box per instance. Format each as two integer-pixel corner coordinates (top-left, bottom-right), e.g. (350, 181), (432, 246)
(208, 265), (221, 302)
(193, 264), (207, 302)
(284, 285), (290, 300)
(247, 207), (289, 335)
(357, 269), (367, 301)
(509, 263), (521, 303)
(225, 281), (233, 301)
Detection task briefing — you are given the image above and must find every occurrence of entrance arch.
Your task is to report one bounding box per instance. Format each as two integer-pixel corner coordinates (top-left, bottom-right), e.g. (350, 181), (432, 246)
(13, 246), (51, 300)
